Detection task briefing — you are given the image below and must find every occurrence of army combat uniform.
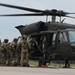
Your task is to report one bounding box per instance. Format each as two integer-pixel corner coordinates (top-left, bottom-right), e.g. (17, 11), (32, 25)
(1, 39), (9, 65)
(0, 46), (4, 65)
(6, 43), (13, 66)
(11, 38), (18, 65)
(19, 35), (30, 67)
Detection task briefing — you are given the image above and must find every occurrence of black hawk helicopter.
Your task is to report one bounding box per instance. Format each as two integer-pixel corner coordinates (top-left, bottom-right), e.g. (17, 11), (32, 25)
(1, 3), (75, 68)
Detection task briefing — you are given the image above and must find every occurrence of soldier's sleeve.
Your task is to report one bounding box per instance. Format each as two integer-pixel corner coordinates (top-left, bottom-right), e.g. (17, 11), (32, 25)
(2, 43), (6, 49)
(0, 46), (4, 51)
(1, 43), (3, 47)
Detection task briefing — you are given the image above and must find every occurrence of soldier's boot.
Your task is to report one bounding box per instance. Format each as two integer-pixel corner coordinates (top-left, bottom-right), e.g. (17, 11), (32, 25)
(20, 61), (24, 67)
(25, 63), (30, 67)
(11, 60), (17, 66)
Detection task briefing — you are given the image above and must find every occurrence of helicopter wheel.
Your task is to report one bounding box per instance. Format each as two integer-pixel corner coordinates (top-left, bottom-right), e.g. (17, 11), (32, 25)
(38, 57), (46, 67)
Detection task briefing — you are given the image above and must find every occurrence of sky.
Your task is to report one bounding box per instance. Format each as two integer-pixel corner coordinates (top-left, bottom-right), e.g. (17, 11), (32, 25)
(0, 0), (75, 42)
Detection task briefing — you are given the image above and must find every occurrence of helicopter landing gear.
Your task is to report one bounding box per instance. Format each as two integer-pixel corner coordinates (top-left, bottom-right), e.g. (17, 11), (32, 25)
(63, 60), (70, 68)
(38, 57), (46, 67)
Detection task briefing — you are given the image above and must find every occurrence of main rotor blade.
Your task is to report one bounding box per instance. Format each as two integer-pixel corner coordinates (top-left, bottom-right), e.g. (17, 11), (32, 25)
(65, 12), (75, 14)
(0, 13), (44, 16)
(0, 3), (44, 12)
(65, 15), (75, 19)
(1, 3), (75, 18)
(64, 12), (75, 15)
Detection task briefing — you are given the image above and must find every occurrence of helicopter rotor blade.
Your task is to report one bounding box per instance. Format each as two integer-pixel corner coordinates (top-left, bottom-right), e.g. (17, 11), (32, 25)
(0, 13), (44, 16)
(1, 3), (75, 18)
(0, 3), (44, 12)
(64, 15), (75, 19)
(65, 12), (75, 15)
(1, 13), (75, 18)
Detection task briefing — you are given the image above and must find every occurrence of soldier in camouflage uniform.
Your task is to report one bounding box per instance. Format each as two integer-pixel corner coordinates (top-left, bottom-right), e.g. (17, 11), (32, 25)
(6, 43), (13, 66)
(19, 35), (30, 67)
(1, 39), (9, 65)
(11, 38), (18, 65)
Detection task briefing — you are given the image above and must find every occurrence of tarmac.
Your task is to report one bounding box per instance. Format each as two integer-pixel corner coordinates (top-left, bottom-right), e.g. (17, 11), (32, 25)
(0, 66), (75, 75)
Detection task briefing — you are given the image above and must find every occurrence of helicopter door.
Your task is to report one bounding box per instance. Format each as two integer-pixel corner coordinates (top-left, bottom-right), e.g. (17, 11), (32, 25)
(56, 32), (71, 59)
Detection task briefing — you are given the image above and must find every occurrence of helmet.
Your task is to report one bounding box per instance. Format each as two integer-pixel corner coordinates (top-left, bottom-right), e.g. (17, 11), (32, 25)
(13, 38), (18, 42)
(4, 39), (8, 43)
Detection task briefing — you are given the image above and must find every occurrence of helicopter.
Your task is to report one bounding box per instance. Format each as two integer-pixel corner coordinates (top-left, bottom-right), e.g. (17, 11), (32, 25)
(1, 3), (75, 68)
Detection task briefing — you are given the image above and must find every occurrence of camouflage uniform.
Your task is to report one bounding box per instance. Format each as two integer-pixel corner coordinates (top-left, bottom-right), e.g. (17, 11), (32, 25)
(0, 46), (4, 65)
(6, 43), (13, 66)
(19, 35), (30, 67)
(11, 38), (18, 65)
(1, 39), (9, 65)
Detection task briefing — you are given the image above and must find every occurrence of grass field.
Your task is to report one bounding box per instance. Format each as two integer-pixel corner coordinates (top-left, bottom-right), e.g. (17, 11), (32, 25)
(29, 60), (75, 68)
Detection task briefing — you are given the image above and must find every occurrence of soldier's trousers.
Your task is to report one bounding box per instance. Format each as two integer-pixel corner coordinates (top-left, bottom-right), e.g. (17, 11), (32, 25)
(6, 50), (13, 66)
(20, 49), (29, 66)
(0, 52), (5, 65)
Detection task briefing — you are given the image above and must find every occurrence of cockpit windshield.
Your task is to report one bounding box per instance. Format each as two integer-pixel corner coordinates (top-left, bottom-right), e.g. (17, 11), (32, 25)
(69, 30), (75, 43)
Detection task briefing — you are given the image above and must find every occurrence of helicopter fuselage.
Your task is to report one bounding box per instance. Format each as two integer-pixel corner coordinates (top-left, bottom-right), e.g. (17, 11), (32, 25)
(16, 21), (75, 62)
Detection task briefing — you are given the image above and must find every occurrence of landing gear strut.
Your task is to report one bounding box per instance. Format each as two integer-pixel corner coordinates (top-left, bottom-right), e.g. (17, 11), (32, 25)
(38, 57), (46, 67)
(63, 60), (70, 68)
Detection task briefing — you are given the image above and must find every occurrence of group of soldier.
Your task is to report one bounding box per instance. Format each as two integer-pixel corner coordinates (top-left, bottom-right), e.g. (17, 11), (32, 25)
(0, 35), (32, 67)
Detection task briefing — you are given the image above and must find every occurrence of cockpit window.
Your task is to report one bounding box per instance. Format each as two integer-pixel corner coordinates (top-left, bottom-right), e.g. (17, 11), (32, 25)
(58, 32), (68, 43)
(69, 31), (75, 43)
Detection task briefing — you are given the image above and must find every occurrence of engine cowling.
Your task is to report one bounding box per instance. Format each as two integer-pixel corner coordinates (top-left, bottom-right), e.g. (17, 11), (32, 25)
(15, 21), (45, 35)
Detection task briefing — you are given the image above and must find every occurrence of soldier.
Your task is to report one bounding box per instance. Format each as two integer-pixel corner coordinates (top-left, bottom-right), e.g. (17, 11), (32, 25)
(29, 38), (39, 56)
(1, 39), (9, 65)
(19, 35), (30, 67)
(11, 38), (18, 65)
(6, 43), (12, 66)
(28, 38), (36, 55)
